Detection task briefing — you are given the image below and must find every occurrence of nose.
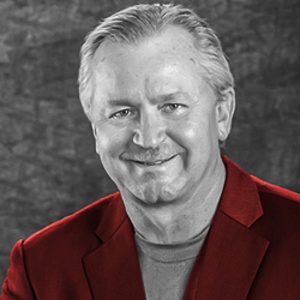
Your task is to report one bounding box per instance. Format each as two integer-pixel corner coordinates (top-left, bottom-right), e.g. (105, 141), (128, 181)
(133, 111), (166, 148)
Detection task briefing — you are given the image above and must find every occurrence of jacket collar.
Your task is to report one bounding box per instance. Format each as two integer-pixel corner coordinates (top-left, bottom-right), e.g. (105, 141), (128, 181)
(219, 155), (264, 227)
(94, 192), (128, 243)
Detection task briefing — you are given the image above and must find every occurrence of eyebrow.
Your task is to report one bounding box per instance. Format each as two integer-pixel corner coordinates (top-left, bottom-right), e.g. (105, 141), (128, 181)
(106, 99), (134, 107)
(158, 91), (189, 101)
(106, 91), (192, 106)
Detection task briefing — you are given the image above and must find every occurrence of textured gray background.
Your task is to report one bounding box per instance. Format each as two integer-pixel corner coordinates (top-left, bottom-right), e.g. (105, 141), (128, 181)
(0, 0), (299, 286)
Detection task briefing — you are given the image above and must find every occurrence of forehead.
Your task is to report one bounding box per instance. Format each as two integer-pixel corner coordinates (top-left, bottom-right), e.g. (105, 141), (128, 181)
(94, 25), (198, 60)
(91, 25), (212, 100)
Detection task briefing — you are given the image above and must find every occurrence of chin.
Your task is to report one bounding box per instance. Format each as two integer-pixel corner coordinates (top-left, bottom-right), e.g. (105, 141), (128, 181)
(129, 179), (185, 206)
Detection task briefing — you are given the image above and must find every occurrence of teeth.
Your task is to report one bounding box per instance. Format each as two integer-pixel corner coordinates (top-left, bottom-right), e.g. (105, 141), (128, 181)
(144, 160), (163, 166)
(133, 155), (176, 166)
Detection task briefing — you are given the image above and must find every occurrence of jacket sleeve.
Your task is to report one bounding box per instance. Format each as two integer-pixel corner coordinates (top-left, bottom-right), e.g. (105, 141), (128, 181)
(0, 240), (35, 300)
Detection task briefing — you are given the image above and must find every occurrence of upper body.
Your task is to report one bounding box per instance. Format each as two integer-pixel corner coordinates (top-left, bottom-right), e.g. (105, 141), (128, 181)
(1, 3), (300, 300)
(1, 156), (300, 300)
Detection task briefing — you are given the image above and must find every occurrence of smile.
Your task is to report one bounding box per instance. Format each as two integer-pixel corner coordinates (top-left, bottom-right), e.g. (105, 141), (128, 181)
(131, 155), (177, 166)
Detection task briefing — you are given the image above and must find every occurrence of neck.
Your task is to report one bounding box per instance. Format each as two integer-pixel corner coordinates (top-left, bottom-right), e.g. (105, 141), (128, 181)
(121, 157), (226, 244)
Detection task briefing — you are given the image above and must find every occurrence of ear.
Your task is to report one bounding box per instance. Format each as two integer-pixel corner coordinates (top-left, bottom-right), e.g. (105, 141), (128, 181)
(215, 87), (235, 142)
(91, 123), (100, 154)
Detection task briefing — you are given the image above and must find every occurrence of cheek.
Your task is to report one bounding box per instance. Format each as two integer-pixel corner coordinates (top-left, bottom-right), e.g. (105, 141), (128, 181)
(169, 118), (207, 147)
(180, 125), (199, 140)
(95, 125), (133, 158)
(167, 112), (219, 164)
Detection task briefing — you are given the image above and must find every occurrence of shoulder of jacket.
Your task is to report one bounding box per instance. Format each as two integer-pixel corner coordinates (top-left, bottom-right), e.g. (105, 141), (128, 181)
(251, 175), (300, 204)
(23, 191), (120, 248)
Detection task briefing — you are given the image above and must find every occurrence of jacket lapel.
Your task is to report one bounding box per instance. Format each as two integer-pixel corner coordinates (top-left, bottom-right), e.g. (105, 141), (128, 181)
(183, 210), (269, 300)
(184, 156), (270, 300)
(83, 195), (146, 300)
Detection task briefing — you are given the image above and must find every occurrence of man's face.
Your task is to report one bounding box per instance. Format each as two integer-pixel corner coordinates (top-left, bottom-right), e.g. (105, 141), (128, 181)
(90, 25), (232, 206)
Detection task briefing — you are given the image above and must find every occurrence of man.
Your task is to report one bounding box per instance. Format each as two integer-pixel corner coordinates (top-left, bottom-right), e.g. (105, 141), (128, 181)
(1, 3), (300, 300)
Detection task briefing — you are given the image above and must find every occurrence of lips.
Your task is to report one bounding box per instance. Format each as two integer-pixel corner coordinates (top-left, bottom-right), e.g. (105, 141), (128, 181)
(130, 154), (177, 166)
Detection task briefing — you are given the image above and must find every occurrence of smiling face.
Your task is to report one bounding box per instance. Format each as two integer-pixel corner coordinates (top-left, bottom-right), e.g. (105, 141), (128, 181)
(90, 25), (234, 206)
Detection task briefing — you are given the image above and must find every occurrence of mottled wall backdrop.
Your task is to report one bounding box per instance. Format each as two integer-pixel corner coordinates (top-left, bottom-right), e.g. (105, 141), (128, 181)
(0, 0), (299, 285)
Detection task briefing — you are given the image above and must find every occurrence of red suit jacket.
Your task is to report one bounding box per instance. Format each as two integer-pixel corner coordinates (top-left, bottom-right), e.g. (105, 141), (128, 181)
(1, 156), (300, 299)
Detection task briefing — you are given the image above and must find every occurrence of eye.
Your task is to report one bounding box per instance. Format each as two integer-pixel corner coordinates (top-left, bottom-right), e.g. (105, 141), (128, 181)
(109, 108), (135, 120)
(161, 103), (186, 113)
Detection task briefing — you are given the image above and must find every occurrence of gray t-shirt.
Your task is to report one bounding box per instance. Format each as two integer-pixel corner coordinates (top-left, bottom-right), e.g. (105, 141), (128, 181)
(135, 226), (210, 300)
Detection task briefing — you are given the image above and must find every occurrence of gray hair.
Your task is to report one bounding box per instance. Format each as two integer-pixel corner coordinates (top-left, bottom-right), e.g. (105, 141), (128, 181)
(78, 3), (234, 119)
